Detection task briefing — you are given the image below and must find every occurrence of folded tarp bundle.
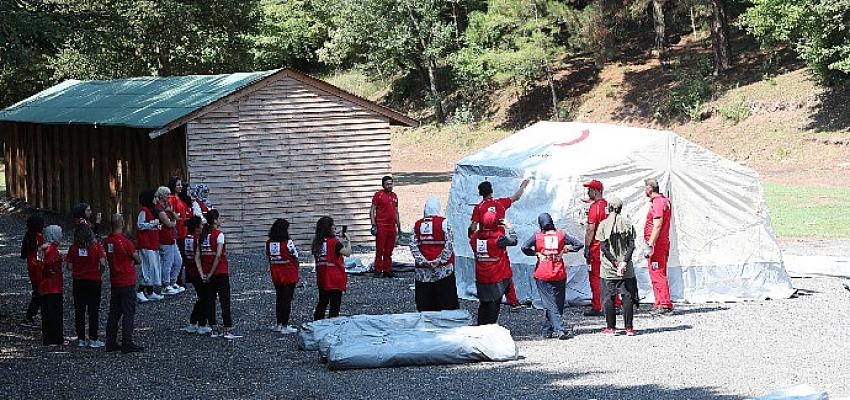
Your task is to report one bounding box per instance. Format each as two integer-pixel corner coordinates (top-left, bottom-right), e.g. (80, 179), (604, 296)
(298, 309), (473, 351)
(326, 324), (518, 370)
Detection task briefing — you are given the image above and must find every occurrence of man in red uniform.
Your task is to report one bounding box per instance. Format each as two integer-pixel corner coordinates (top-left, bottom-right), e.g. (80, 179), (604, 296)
(583, 179), (609, 317)
(103, 214), (144, 353)
(370, 176), (401, 278)
(643, 178), (674, 314)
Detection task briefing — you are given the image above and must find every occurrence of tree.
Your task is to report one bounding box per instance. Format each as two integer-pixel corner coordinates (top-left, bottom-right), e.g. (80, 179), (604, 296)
(740, 0), (850, 84)
(652, 0), (667, 58)
(248, 0), (328, 70)
(318, 0), (456, 122)
(709, 0), (732, 74)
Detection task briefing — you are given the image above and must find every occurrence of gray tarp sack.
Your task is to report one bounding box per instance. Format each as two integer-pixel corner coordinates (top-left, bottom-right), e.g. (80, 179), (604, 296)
(325, 324), (518, 370)
(298, 309), (472, 351)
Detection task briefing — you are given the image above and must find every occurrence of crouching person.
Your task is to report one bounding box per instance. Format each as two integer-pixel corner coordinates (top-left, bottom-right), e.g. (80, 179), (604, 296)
(596, 196), (639, 336)
(521, 213), (583, 340)
(103, 214), (144, 353)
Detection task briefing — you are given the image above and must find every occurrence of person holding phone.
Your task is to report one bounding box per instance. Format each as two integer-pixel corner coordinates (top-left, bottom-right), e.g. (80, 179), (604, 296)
(312, 216), (352, 320)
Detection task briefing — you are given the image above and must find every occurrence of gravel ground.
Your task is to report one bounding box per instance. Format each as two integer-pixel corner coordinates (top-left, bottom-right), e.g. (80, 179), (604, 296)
(1, 208), (849, 400)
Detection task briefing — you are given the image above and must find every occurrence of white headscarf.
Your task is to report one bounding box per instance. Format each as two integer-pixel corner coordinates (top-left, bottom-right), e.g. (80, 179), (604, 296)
(423, 197), (441, 217)
(44, 225), (63, 243)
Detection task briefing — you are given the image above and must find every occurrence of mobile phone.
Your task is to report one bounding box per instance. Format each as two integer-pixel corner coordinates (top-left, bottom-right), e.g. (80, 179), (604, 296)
(341, 225), (348, 234)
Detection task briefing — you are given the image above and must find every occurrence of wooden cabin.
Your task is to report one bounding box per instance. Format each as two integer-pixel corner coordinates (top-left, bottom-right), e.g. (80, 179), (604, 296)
(0, 69), (418, 251)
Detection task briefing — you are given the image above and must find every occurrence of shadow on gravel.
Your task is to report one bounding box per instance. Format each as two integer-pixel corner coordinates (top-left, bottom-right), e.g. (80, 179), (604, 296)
(393, 171), (454, 186)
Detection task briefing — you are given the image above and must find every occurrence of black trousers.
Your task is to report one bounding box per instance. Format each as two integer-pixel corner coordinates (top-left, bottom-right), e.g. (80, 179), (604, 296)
(73, 279), (102, 341)
(189, 279), (208, 326)
(40, 294), (63, 345)
(477, 301), (502, 325)
(415, 273), (460, 312)
(26, 280), (41, 320)
(314, 289), (342, 320)
(205, 274), (232, 328)
(105, 286), (136, 346)
(275, 284), (296, 325)
(603, 277), (639, 329)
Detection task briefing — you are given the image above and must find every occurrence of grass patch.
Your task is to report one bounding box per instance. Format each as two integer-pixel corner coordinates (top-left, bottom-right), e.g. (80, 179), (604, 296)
(319, 70), (389, 102)
(763, 183), (850, 238)
(392, 122), (512, 153)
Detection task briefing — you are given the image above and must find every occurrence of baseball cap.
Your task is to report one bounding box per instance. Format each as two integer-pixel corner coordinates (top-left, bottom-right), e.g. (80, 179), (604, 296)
(583, 179), (603, 192)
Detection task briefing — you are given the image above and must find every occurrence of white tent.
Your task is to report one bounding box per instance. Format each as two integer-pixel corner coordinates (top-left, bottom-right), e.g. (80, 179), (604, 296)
(446, 121), (795, 305)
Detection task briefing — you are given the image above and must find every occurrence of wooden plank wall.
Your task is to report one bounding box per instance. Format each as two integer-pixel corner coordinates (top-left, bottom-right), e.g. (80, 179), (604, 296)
(0, 123), (186, 236)
(187, 76), (391, 252)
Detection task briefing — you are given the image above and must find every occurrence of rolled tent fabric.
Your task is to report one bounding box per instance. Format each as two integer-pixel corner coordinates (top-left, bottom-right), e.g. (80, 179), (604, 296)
(446, 121), (795, 306)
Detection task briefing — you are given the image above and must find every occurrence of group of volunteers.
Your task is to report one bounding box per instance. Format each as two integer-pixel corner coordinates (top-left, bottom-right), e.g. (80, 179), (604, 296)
(18, 172), (672, 351)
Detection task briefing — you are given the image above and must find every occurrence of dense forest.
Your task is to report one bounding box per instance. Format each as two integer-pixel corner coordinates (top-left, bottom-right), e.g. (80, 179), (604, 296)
(2, 0), (849, 124)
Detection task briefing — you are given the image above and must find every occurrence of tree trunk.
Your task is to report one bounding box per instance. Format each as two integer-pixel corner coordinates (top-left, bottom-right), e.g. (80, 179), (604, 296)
(690, 6), (698, 41)
(427, 60), (445, 122)
(652, 0), (667, 59)
(710, 0), (733, 74)
(546, 63), (559, 119)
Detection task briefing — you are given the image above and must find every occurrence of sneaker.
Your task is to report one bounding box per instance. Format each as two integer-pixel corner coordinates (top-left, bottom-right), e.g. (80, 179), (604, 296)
(583, 309), (604, 317)
(624, 329), (637, 336)
(162, 286), (179, 295)
(601, 328), (618, 336)
(77, 339), (90, 347)
(558, 330), (574, 340)
(173, 285), (186, 294)
(210, 327), (223, 338)
(651, 307), (674, 316)
(105, 342), (121, 352)
(182, 324), (199, 333)
(147, 292), (164, 301)
(136, 292), (149, 303)
(196, 326), (213, 335)
(270, 324), (283, 333)
(89, 340), (105, 348)
(20, 319), (39, 329)
(223, 329), (243, 340)
(280, 325), (298, 335)
(121, 343), (144, 353)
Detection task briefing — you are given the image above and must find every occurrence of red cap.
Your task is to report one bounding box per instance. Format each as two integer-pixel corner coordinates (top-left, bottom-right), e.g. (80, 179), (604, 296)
(583, 179), (603, 192)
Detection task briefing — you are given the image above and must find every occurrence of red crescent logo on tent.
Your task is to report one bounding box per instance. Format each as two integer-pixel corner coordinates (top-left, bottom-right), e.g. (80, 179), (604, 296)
(553, 129), (590, 147)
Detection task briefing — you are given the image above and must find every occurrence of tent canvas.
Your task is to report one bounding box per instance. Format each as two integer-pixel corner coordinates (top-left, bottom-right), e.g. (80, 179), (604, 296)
(446, 121), (795, 305)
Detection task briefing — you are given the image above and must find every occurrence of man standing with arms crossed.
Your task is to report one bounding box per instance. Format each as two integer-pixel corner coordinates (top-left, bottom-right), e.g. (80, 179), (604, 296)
(582, 180), (608, 316)
(644, 178), (673, 314)
(371, 176), (401, 278)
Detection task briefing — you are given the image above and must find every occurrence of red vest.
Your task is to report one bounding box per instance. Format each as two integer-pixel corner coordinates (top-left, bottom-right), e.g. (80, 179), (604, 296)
(533, 231), (567, 281)
(39, 244), (63, 295)
(413, 216), (454, 267)
(315, 237), (347, 291)
(470, 230), (510, 284)
(183, 234), (198, 280)
(136, 207), (160, 250)
(200, 229), (228, 275)
(267, 240), (299, 286)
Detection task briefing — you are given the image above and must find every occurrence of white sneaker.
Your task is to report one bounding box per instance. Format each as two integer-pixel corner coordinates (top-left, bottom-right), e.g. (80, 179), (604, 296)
(89, 340), (105, 348)
(162, 286), (178, 295)
(196, 326), (212, 335)
(77, 339), (90, 347)
(173, 285), (186, 294)
(280, 325), (298, 335)
(136, 292), (149, 303)
(147, 292), (164, 301)
(182, 324), (199, 333)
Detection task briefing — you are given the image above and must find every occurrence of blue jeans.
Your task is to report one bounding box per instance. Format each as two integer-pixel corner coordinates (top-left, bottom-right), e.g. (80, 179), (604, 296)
(535, 279), (567, 335)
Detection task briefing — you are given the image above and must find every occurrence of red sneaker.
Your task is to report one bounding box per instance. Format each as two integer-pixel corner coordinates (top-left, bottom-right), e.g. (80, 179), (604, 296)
(601, 328), (617, 335)
(624, 328), (637, 336)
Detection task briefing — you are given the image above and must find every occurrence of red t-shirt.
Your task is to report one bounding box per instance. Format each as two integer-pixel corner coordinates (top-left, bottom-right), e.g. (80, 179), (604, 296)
(39, 244), (63, 295)
(67, 242), (106, 281)
(169, 194), (190, 239)
(103, 233), (137, 288)
(587, 198), (608, 247)
(371, 190), (398, 225)
(26, 232), (45, 286)
(645, 194), (672, 246)
(471, 197), (512, 224)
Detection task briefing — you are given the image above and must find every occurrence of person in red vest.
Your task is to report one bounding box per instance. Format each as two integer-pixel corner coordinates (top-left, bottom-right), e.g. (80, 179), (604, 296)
(65, 222), (107, 348)
(643, 178), (674, 314)
(136, 189), (163, 303)
(181, 216), (211, 335)
(596, 196), (640, 335)
(267, 218), (300, 334)
(155, 186), (183, 295)
(409, 197), (459, 312)
(582, 179), (613, 317)
(370, 176), (401, 278)
(470, 212), (518, 325)
(468, 179), (530, 309)
(20, 214), (47, 328)
(40, 225), (66, 346)
(103, 214), (144, 353)
(521, 213), (584, 339)
(196, 209), (242, 339)
(312, 216), (352, 320)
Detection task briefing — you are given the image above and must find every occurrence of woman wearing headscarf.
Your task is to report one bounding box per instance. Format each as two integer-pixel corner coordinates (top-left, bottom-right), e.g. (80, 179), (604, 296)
(595, 196), (639, 336)
(521, 213), (583, 340)
(409, 197), (459, 312)
(469, 211), (517, 325)
(191, 184), (212, 216)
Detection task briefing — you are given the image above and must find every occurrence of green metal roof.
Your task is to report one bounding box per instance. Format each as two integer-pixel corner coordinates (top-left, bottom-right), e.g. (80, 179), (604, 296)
(0, 70), (278, 129)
